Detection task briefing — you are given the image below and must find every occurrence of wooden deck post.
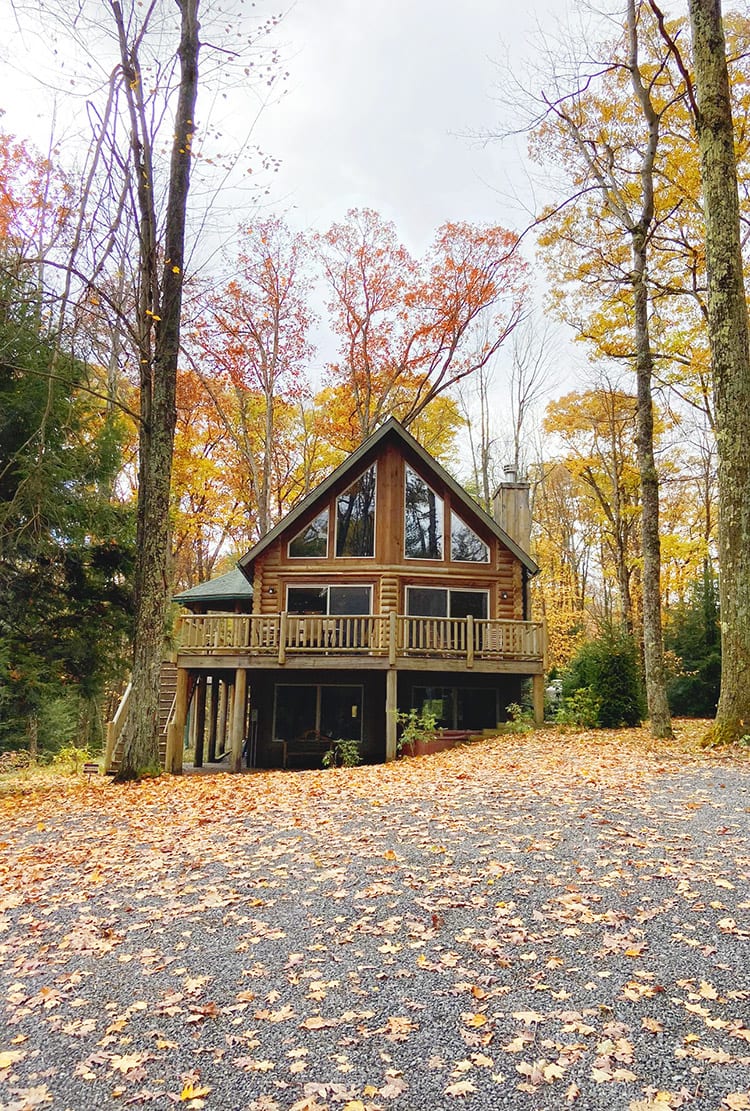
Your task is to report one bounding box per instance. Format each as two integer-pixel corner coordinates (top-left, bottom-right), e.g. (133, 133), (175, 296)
(466, 614), (474, 669)
(230, 668), (248, 774)
(217, 679), (229, 758)
(385, 668), (398, 762)
(532, 673), (545, 726)
(193, 675), (207, 768)
(166, 667), (189, 775)
(278, 611), (288, 665)
(207, 675), (219, 762)
(388, 610), (397, 667)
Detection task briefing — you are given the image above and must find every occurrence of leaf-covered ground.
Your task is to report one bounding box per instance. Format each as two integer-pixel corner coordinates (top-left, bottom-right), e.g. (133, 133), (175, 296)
(1, 723), (749, 1111)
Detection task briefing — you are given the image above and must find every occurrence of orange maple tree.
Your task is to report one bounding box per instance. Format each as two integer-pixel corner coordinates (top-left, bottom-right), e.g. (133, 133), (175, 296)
(189, 217), (314, 537)
(316, 208), (528, 443)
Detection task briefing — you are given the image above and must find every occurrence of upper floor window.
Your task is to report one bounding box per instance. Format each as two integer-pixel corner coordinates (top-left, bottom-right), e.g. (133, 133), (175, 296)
(405, 466), (443, 560)
(336, 465), (376, 557)
(287, 584), (372, 615)
(289, 508), (329, 558)
(406, 586), (488, 619)
(450, 511), (490, 563)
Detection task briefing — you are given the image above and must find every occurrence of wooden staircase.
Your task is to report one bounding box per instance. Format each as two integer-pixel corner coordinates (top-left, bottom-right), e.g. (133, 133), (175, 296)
(105, 663), (178, 774)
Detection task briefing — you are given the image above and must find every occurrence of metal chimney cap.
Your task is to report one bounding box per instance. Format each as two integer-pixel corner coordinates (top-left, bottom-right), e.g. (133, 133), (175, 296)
(503, 464), (517, 481)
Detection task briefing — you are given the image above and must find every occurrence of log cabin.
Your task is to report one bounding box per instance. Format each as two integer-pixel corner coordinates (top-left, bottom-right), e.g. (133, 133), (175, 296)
(106, 418), (545, 773)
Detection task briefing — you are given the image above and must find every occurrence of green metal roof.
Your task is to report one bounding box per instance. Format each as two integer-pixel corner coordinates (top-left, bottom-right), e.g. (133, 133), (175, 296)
(173, 566), (254, 605)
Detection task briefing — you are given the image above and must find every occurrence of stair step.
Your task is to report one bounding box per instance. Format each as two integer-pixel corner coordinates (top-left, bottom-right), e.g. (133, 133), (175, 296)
(107, 662), (178, 773)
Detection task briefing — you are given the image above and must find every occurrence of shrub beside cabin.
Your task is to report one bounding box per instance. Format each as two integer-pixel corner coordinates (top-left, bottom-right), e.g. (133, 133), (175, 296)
(106, 419), (544, 773)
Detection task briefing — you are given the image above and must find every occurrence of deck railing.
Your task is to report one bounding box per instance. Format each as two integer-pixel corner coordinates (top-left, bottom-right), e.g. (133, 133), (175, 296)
(179, 613), (543, 664)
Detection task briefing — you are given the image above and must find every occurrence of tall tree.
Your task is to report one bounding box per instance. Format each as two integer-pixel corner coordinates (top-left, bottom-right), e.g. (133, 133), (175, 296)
(110, 0), (200, 778)
(17, 0), (284, 776)
(543, 385), (644, 632)
(0, 268), (133, 755)
(680, 0), (750, 743)
(520, 1), (674, 736)
(189, 217), (314, 537)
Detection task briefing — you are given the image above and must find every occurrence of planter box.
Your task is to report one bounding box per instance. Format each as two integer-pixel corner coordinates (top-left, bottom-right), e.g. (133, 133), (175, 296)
(400, 734), (458, 758)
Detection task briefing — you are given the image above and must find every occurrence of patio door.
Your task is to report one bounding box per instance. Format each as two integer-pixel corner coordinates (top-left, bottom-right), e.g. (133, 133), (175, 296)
(274, 684), (363, 741)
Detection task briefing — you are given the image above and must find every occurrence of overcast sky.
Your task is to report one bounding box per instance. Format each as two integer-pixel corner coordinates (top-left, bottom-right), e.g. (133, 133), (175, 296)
(1, 0), (589, 397)
(249, 0), (552, 250)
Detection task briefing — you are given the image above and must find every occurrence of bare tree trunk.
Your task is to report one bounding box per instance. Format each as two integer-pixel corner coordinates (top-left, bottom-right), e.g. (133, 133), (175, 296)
(118, 0), (200, 778)
(687, 0), (750, 744)
(632, 230), (672, 736)
(624, 1), (672, 737)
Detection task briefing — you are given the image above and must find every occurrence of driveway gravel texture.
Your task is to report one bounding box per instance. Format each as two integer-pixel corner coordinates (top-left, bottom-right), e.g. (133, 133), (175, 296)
(0, 726), (749, 1111)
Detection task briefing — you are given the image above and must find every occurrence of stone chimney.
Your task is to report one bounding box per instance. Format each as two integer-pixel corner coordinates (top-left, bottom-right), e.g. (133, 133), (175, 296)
(493, 465), (531, 552)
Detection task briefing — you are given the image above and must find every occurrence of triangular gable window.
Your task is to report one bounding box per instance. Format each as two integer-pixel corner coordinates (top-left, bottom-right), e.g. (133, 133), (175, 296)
(289, 508), (329, 558)
(450, 511), (489, 563)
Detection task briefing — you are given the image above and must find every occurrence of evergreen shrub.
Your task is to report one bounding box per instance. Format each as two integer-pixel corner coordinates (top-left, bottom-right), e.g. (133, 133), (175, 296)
(559, 624), (645, 728)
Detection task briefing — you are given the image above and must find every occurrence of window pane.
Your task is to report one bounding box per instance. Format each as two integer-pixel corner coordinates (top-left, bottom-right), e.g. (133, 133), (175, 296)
(406, 587), (448, 617)
(457, 688), (497, 730)
(412, 686), (455, 729)
(336, 466), (376, 557)
(289, 509), (328, 557)
(450, 511), (489, 563)
(320, 686), (362, 741)
(449, 590), (488, 619)
(287, 587), (327, 614)
(274, 685), (317, 739)
(405, 466), (443, 559)
(330, 586), (371, 614)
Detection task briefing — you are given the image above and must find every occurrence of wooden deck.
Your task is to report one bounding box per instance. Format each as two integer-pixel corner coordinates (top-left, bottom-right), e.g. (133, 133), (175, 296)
(177, 612), (544, 674)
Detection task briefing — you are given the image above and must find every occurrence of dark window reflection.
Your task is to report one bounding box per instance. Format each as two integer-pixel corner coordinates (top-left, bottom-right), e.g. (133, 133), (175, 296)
(336, 466), (376, 557)
(450, 511), (489, 562)
(289, 509), (328, 558)
(405, 466), (443, 559)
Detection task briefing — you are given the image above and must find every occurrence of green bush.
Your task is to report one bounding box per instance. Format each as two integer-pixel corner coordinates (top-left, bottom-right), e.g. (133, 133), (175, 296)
(559, 625), (645, 728)
(321, 738), (362, 768)
(52, 744), (96, 774)
(503, 702), (535, 733)
(556, 686), (602, 729)
(393, 707), (438, 754)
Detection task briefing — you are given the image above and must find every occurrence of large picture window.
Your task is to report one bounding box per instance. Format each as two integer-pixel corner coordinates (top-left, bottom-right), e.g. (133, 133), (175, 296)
(336, 466), (376, 557)
(405, 466), (444, 560)
(450, 511), (489, 563)
(411, 685), (498, 730)
(287, 585), (372, 615)
(406, 586), (488, 619)
(288, 508), (329, 558)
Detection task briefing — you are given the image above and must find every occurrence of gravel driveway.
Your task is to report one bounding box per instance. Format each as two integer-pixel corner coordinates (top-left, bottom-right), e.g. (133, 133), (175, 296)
(1, 728), (749, 1111)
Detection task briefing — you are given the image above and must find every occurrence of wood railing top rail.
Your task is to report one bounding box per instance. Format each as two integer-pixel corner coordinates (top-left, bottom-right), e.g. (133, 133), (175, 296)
(177, 613), (544, 662)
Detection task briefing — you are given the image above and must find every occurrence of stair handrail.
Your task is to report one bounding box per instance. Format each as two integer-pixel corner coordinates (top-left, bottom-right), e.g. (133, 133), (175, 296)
(104, 681), (132, 772)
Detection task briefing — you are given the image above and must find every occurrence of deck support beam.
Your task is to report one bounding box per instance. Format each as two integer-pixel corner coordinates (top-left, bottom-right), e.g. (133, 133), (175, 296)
(207, 675), (219, 762)
(217, 680), (229, 759)
(230, 668), (247, 773)
(385, 668), (398, 762)
(532, 673), (545, 726)
(193, 675), (207, 767)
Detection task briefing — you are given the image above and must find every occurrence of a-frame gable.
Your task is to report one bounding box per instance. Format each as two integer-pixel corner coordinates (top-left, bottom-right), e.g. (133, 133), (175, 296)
(237, 418), (538, 582)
